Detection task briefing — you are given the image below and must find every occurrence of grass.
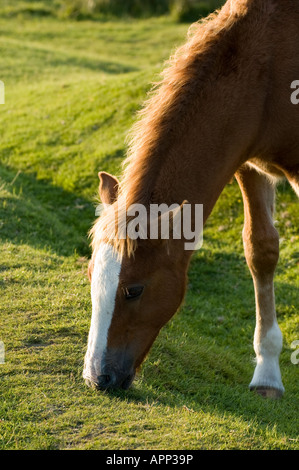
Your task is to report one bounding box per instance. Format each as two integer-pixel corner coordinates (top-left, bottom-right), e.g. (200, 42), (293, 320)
(0, 0), (225, 22)
(0, 7), (298, 450)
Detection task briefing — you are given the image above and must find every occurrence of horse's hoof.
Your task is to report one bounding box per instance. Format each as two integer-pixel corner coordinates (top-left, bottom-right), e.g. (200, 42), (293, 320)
(250, 386), (284, 399)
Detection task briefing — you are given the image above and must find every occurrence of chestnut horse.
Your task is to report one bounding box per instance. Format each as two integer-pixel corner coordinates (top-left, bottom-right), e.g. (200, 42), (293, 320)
(83, 0), (299, 398)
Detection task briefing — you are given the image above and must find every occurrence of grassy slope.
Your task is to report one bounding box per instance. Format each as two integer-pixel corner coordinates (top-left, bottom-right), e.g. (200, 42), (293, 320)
(0, 12), (298, 450)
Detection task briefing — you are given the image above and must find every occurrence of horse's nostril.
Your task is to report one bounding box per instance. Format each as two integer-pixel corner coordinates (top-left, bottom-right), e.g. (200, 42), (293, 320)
(94, 371), (135, 390)
(96, 374), (114, 389)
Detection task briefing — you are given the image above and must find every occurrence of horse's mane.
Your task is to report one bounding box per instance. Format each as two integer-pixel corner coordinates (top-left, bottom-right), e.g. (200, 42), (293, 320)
(90, 0), (252, 259)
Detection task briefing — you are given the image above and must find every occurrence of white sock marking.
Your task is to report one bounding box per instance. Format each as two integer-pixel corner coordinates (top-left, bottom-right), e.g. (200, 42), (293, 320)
(250, 321), (284, 392)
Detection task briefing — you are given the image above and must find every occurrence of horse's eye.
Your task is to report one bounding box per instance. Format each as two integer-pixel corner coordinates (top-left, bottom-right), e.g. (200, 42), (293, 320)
(122, 285), (144, 300)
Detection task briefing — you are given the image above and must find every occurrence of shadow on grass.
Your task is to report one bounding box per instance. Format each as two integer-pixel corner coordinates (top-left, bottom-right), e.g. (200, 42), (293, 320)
(4, 40), (139, 76)
(46, 50), (139, 75)
(0, 164), (95, 257)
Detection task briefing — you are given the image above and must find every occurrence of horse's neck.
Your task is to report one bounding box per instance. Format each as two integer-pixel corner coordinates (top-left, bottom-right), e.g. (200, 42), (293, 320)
(150, 104), (254, 224)
(125, 0), (272, 223)
(152, 67), (273, 218)
(144, 54), (270, 221)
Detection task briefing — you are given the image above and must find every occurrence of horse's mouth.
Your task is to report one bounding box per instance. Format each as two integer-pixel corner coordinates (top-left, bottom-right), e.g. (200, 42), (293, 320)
(84, 371), (135, 391)
(120, 372), (135, 390)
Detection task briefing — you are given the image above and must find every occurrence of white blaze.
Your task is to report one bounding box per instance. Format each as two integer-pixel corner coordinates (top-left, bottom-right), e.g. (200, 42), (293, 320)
(83, 243), (122, 383)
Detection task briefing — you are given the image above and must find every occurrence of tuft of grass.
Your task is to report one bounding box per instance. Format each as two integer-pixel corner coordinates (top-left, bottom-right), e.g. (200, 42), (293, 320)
(0, 9), (298, 450)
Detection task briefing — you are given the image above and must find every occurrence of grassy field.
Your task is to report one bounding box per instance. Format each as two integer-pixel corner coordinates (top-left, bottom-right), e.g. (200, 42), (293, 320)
(0, 6), (298, 450)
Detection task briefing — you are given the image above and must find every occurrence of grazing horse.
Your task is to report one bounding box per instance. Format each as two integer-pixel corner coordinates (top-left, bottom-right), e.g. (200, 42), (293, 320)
(83, 0), (299, 398)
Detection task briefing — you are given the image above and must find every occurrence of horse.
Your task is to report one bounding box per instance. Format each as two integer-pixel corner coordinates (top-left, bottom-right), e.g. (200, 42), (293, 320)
(83, 0), (299, 398)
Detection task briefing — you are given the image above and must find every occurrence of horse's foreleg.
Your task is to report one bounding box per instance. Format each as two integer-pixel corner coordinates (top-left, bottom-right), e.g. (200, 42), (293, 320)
(236, 165), (284, 399)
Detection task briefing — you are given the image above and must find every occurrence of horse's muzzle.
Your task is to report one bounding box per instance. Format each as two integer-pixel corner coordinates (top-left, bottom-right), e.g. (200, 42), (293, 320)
(84, 352), (136, 391)
(85, 370), (135, 390)
(98, 369), (135, 390)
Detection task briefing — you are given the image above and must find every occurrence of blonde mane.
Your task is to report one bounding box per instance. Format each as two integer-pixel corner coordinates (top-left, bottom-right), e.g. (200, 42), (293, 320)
(90, 0), (250, 259)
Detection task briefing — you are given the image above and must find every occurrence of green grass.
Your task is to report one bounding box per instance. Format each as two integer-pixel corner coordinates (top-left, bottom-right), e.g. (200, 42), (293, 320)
(0, 0), (225, 22)
(0, 9), (298, 450)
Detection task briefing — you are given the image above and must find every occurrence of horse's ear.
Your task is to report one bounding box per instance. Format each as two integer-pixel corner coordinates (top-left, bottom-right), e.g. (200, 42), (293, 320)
(98, 171), (119, 205)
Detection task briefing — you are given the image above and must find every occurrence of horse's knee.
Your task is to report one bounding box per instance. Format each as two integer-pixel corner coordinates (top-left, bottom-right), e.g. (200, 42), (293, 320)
(242, 225), (279, 278)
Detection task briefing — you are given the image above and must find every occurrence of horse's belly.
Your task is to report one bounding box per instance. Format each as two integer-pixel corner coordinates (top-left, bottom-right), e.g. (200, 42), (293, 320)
(246, 158), (285, 180)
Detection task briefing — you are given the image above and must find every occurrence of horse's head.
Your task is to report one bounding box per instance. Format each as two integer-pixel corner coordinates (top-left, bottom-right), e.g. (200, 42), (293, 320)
(83, 172), (190, 390)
